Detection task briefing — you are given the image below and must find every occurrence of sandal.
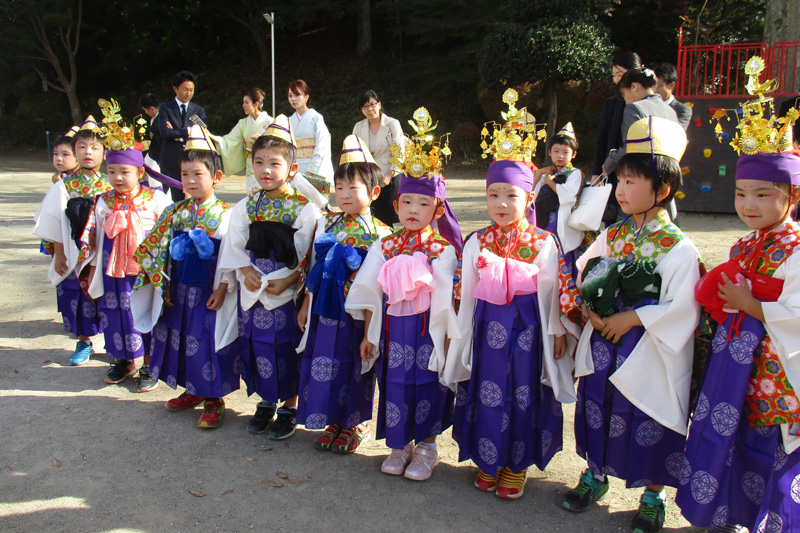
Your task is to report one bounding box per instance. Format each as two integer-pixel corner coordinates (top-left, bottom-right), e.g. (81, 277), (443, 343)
(331, 425), (371, 455)
(313, 424), (342, 451)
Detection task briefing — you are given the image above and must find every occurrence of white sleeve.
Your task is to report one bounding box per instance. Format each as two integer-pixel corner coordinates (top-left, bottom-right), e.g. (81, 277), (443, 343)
(85, 202), (110, 299)
(212, 208), (239, 350)
(442, 234), (480, 388)
(764, 253), (800, 389)
(309, 113), (333, 180)
(345, 240), (386, 372)
(427, 246), (458, 376)
(556, 168), (585, 252)
(609, 239), (701, 435)
(33, 181), (82, 285)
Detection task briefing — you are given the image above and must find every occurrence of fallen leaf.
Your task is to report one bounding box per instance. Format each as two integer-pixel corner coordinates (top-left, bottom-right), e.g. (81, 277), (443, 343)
(188, 489), (205, 497)
(284, 442), (290, 449)
(276, 471), (288, 479)
(286, 478), (306, 485)
(306, 473), (313, 480)
(43, 360), (51, 364)
(14, 370), (19, 374)
(260, 447), (273, 452)
(262, 479), (284, 488)
(222, 489), (234, 496)
(41, 290), (47, 293)
(244, 456), (255, 462)
(81, 453), (87, 460)
(52, 458), (61, 467)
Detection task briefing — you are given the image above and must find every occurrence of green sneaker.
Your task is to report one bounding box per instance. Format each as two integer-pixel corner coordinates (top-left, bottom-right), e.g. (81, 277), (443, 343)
(562, 468), (610, 512)
(630, 490), (666, 533)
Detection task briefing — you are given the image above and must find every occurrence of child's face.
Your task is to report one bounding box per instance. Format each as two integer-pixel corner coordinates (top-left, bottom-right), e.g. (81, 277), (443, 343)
(335, 178), (377, 216)
(74, 138), (104, 170)
(107, 164), (143, 193)
(181, 160), (220, 203)
(487, 182), (532, 228)
(735, 179), (794, 231)
(52, 143), (77, 173)
(550, 143), (575, 168)
(252, 148), (296, 195)
(393, 193), (439, 232)
(616, 169), (662, 215)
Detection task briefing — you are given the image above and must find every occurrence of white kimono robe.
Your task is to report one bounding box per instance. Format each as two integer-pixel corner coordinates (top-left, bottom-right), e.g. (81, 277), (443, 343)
(289, 108), (333, 183)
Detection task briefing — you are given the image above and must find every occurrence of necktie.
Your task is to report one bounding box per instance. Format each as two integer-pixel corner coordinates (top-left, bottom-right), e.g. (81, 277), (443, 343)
(180, 103), (186, 124)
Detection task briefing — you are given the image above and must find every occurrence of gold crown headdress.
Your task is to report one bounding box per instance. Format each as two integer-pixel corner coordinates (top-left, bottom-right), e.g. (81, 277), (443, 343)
(96, 98), (135, 151)
(65, 126), (80, 138)
(480, 88), (546, 161)
(389, 107), (451, 178)
(711, 56), (799, 155)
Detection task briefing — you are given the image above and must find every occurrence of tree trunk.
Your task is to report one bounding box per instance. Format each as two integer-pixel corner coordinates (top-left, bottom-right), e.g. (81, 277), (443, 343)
(546, 82), (558, 156)
(356, 0), (371, 56)
(764, 0), (800, 44)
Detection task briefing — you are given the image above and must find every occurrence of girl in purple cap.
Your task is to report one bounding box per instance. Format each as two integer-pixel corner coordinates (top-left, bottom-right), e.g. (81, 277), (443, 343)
(346, 164), (462, 481)
(77, 144), (171, 388)
(676, 154), (800, 532)
(443, 159), (582, 500)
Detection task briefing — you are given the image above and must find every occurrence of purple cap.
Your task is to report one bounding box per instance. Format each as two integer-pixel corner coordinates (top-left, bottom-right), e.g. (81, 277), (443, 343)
(398, 172), (447, 199)
(486, 160), (534, 192)
(106, 148), (144, 168)
(736, 152), (800, 186)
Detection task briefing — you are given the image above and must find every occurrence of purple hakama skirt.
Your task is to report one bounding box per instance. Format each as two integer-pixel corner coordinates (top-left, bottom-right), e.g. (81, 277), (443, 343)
(57, 272), (101, 338)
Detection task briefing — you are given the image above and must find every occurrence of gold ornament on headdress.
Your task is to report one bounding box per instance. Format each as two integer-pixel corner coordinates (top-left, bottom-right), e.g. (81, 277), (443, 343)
(388, 107), (451, 179)
(96, 98), (135, 151)
(710, 56), (799, 155)
(480, 88), (546, 161)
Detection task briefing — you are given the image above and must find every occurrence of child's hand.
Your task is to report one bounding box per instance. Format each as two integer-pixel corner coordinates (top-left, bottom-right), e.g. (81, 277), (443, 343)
(265, 271), (301, 296)
(206, 283), (228, 311)
(297, 294), (310, 332)
(718, 272), (764, 321)
(599, 310), (641, 344)
(164, 284), (173, 308)
(553, 334), (568, 359)
(587, 308), (606, 331)
(360, 338), (375, 362)
(240, 266), (263, 292)
(53, 252), (69, 277)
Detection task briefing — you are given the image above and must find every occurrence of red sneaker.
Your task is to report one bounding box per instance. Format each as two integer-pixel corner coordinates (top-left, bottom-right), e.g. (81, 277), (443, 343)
(165, 392), (204, 412)
(198, 399), (225, 429)
(496, 467), (527, 500)
(474, 469), (498, 492)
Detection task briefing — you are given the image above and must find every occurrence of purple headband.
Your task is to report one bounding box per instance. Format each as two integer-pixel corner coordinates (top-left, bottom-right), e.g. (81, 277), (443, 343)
(397, 173), (462, 252)
(736, 152), (800, 186)
(486, 160), (534, 192)
(106, 148), (144, 167)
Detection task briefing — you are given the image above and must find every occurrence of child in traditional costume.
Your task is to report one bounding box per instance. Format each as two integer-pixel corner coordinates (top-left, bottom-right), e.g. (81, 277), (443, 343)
(444, 94), (581, 500)
(131, 126), (239, 428)
(346, 107), (462, 481)
(296, 135), (392, 453)
(565, 116), (702, 533)
(676, 56), (800, 533)
(217, 114), (322, 439)
(78, 99), (172, 388)
(50, 126), (79, 183)
(33, 118), (111, 365)
(534, 122), (585, 277)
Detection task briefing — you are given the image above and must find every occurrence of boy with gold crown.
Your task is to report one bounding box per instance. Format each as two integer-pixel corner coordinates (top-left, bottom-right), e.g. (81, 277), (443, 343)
(34, 117), (112, 366)
(295, 134), (393, 453)
(77, 99), (172, 388)
(346, 107), (462, 481)
(564, 116), (703, 533)
(217, 114), (322, 440)
(131, 125), (240, 428)
(677, 56), (800, 533)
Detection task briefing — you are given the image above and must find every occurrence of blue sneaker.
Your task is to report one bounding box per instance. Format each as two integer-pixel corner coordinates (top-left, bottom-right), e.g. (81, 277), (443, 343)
(69, 340), (93, 366)
(563, 469), (610, 512)
(630, 489), (666, 533)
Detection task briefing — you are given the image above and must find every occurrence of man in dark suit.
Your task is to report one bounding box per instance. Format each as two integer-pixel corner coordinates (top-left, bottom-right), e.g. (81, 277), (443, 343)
(158, 71), (207, 201)
(654, 63), (692, 131)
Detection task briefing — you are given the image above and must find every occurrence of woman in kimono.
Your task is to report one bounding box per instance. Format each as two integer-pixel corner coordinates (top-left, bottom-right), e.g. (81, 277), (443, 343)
(287, 80), (333, 186)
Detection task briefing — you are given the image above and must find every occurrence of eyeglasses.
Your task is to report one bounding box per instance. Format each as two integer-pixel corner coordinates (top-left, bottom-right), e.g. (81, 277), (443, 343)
(361, 102), (379, 110)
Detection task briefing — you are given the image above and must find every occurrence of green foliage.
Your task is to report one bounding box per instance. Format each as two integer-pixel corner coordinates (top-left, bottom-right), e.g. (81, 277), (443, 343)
(680, 0), (766, 45)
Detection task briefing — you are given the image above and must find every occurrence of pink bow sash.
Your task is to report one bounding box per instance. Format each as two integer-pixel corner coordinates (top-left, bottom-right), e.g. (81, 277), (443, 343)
(103, 209), (153, 278)
(472, 249), (539, 305)
(377, 252), (434, 316)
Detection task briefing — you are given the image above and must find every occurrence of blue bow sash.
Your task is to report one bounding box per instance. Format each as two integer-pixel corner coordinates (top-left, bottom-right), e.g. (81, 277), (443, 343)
(169, 228), (218, 287)
(306, 232), (366, 320)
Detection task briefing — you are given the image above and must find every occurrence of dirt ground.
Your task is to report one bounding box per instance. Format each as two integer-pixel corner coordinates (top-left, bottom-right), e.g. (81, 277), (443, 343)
(0, 156), (748, 532)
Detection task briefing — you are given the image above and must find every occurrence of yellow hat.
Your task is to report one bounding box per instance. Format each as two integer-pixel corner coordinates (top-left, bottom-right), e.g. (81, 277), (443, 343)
(556, 122), (576, 140)
(389, 106), (450, 178)
(261, 114), (297, 147)
(480, 89), (546, 162)
(184, 124), (217, 152)
(65, 126), (80, 138)
(625, 116), (687, 162)
(79, 115), (101, 133)
(339, 134), (377, 166)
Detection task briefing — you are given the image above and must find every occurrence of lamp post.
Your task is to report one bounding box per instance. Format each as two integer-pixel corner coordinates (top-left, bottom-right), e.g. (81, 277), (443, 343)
(263, 12), (276, 117)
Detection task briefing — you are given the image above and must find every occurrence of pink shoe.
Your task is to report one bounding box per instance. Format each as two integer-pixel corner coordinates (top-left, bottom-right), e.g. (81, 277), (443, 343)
(380, 443), (414, 475)
(403, 443), (439, 481)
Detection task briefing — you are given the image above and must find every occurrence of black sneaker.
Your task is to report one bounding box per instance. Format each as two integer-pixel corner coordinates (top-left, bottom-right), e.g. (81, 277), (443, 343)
(630, 490), (666, 533)
(105, 359), (136, 384)
(248, 402), (277, 434)
(268, 407), (297, 440)
(135, 365), (158, 392)
(563, 468), (610, 512)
